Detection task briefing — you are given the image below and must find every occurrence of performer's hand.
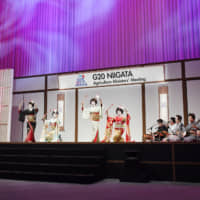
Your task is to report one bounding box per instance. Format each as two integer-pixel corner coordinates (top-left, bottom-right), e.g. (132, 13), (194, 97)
(81, 102), (84, 109)
(109, 104), (114, 109)
(99, 98), (103, 105)
(18, 101), (23, 110)
(192, 125), (198, 129)
(190, 130), (196, 135)
(81, 102), (84, 111)
(105, 104), (113, 114)
(81, 95), (88, 105)
(42, 113), (47, 121)
(96, 95), (101, 102)
(182, 131), (186, 137)
(197, 130), (200, 137)
(34, 102), (38, 109)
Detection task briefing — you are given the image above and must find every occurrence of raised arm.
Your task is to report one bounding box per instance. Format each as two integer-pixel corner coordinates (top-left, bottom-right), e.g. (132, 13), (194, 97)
(42, 113), (47, 122)
(81, 95), (88, 111)
(124, 108), (130, 119)
(18, 101), (24, 112)
(105, 104), (113, 117)
(124, 107), (131, 142)
(99, 97), (103, 106)
(33, 102), (39, 113)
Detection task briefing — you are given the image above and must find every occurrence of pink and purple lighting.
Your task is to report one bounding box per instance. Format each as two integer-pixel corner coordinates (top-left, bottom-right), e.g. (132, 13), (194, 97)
(0, 0), (200, 77)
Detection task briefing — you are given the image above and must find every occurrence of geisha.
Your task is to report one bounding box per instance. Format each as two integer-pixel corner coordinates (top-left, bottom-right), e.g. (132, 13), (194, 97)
(104, 106), (131, 143)
(101, 104), (114, 143)
(40, 109), (61, 142)
(18, 100), (38, 143)
(81, 95), (103, 143)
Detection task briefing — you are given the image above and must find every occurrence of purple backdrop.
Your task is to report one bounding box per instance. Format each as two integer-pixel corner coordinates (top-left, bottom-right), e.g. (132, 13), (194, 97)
(0, 0), (200, 77)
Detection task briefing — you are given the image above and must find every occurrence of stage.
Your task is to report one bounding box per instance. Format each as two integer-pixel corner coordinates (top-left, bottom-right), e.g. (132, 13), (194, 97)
(0, 143), (199, 183)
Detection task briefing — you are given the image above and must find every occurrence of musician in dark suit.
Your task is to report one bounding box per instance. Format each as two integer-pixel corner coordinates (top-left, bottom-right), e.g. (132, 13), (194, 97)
(184, 113), (200, 142)
(154, 119), (168, 141)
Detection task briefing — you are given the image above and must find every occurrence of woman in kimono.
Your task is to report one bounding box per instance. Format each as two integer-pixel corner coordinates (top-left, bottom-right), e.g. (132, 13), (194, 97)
(101, 104), (114, 143)
(81, 95), (103, 143)
(105, 106), (131, 143)
(40, 109), (61, 142)
(18, 100), (38, 143)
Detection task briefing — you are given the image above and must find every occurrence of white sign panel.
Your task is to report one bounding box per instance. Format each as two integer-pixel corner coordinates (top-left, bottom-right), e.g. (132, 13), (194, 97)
(59, 65), (164, 89)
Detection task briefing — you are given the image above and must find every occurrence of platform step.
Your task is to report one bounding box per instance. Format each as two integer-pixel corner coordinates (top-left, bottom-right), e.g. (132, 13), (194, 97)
(0, 154), (104, 164)
(0, 161), (101, 174)
(0, 170), (101, 184)
(0, 148), (104, 156)
(0, 145), (105, 183)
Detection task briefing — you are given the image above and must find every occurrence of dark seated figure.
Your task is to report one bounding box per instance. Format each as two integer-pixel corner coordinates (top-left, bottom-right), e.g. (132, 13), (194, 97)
(154, 119), (168, 141)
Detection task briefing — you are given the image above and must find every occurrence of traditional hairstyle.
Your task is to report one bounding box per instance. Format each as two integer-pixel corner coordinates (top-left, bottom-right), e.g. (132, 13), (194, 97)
(116, 107), (124, 114)
(170, 117), (176, 124)
(28, 100), (35, 107)
(188, 113), (196, 120)
(52, 109), (59, 116)
(157, 119), (163, 124)
(176, 115), (182, 122)
(90, 98), (98, 105)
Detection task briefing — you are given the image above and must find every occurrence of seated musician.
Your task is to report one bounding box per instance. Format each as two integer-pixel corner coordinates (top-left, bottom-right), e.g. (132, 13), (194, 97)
(154, 119), (168, 141)
(175, 115), (185, 140)
(184, 113), (200, 142)
(163, 117), (180, 142)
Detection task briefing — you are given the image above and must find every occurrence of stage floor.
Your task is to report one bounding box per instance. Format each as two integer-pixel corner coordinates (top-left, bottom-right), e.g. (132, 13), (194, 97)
(1, 178), (200, 200)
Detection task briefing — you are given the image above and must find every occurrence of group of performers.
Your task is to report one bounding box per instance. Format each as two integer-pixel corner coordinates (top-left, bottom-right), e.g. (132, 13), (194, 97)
(18, 100), (61, 143)
(81, 95), (131, 143)
(145, 113), (200, 142)
(18, 97), (200, 143)
(18, 95), (131, 143)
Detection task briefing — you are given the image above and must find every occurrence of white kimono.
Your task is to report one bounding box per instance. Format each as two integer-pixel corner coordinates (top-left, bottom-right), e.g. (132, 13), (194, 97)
(82, 106), (102, 142)
(40, 118), (60, 142)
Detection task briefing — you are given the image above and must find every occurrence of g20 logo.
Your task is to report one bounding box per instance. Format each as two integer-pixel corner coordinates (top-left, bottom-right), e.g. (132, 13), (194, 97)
(92, 73), (105, 80)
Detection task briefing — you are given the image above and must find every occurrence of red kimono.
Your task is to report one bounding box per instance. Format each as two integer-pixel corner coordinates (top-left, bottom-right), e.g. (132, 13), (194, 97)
(112, 114), (131, 143)
(19, 108), (38, 142)
(102, 113), (131, 143)
(101, 116), (114, 143)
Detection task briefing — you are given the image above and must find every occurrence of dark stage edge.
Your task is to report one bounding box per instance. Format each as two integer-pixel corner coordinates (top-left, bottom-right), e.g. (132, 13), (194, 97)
(0, 143), (199, 183)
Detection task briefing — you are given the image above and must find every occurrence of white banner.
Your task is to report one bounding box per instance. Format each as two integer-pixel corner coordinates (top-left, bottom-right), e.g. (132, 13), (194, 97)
(59, 65), (164, 89)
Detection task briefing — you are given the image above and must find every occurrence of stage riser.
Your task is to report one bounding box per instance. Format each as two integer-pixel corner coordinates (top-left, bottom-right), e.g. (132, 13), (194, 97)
(0, 145), (105, 184)
(0, 143), (199, 183)
(0, 164), (101, 174)
(175, 165), (200, 182)
(0, 156), (103, 164)
(0, 149), (104, 156)
(0, 172), (101, 184)
(105, 163), (173, 181)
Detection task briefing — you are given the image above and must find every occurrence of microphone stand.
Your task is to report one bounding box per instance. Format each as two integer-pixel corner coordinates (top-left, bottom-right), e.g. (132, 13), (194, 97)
(147, 124), (156, 142)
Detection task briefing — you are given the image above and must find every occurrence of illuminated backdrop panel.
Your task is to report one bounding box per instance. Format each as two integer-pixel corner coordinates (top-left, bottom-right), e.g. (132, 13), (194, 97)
(0, 0), (200, 77)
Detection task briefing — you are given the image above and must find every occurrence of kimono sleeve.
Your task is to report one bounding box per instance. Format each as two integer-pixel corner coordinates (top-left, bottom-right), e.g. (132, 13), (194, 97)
(99, 105), (103, 119)
(82, 107), (90, 119)
(18, 110), (25, 122)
